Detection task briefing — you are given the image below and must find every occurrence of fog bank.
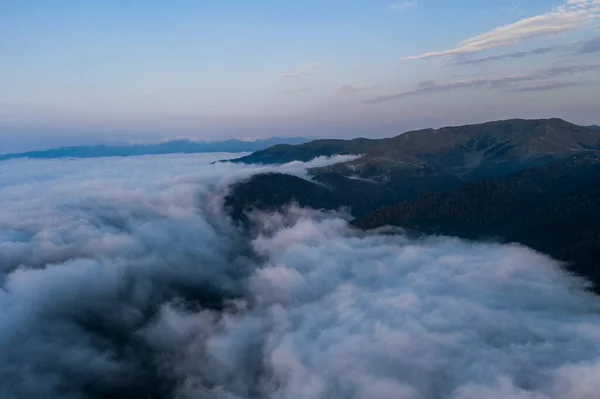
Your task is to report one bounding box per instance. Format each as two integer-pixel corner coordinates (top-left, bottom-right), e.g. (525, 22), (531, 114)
(0, 153), (599, 399)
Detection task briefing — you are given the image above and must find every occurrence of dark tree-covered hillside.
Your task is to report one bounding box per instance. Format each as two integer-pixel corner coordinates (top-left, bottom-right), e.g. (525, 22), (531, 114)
(353, 154), (600, 292)
(225, 173), (341, 222)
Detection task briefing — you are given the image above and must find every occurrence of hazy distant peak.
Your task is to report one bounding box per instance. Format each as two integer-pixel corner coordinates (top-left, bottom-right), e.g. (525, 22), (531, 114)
(0, 137), (311, 160)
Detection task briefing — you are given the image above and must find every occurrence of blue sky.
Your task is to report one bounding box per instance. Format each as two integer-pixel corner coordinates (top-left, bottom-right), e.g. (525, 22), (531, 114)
(1, 0), (599, 152)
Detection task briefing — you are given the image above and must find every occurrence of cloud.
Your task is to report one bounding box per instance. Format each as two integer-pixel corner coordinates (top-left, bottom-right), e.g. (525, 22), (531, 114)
(390, 1), (417, 11)
(0, 153), (357, 398)
(243, 213), (600, 399)
(338, 84), (380, 94)
(365, 63), (600, 102)
(452, 35), (600, 66)
(576, 35), (600, 54)
(452, 46), (557, 66)
(403, 0), (600, 60)
(282, 62), (321, 79)
(1, 153), (600, 398)
(511, 81), (582, 92)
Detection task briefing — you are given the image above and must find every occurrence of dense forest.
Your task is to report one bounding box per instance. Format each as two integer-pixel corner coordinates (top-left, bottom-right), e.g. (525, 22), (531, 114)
(225, 169), (465, 219)
(353, 154), (600, 292)
(225, 173), (341, 222)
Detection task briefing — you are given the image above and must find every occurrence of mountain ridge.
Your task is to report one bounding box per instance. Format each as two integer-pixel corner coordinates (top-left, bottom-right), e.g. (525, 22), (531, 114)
(234, 119), (600, 177)
(226, 118), (600, 218)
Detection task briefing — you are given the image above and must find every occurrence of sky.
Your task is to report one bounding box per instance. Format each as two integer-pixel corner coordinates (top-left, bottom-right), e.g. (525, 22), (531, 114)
(1, 0), (600, 152)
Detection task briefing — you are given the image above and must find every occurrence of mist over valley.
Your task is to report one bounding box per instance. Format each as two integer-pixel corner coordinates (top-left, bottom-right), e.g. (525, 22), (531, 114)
(1, 149), (600, 398)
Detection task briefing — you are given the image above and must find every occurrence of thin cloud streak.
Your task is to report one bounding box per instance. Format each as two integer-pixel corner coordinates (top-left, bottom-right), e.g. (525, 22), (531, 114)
(403, 0), (600, 60)
(389, 1), (417, 11)
(338, 84), (380, 94)
(451, 35), (600, 66)
(577, 35), (600, 54)
(281, 62), (321, 78)
(365, 64), (600, 103)
(452, 34), (600, 66)
(453, 47), (557, 66)
(511, 81), (582, 92)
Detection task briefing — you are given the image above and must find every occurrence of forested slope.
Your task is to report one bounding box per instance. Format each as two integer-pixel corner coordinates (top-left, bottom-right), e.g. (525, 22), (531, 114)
(353, 154), (600, 291)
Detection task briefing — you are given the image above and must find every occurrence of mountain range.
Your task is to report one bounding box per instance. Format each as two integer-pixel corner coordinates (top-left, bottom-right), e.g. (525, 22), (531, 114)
(226, 118), (600, 291)
(235, 118), (598, 175)
(229, 118), (600, 213)
(0, 137), (309, 161)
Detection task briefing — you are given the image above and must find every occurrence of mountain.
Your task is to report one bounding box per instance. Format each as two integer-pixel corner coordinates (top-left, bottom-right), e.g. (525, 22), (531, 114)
(225, 118), (600, 289)
(226, 168), (463, 218)
(235, 119), (599, 180)
(588, 125), (600, 130)
(227, 118), (600, 217)
(226, 153), (600, 291)
(0, 137), (310, 161)
(352, 153), (600, 292)
(225, 173), (341, 222)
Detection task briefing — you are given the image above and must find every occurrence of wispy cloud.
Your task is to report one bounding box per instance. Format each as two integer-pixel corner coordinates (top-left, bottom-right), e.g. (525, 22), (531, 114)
(281, 62), (321, 78)
(453, 47), (557, 66)
(403, 0), (600, 60)
(365, 64), (600, 102)
(452, 35), (600, 65)
(511, 81), (582, 92)
(389, 1), (417, 11)
(576, 35), (600, 54)
(338, 84), (380, 94)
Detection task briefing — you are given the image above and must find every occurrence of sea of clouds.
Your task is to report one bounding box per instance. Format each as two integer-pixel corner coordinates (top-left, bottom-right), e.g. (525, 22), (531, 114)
(0, 153), (599, 399)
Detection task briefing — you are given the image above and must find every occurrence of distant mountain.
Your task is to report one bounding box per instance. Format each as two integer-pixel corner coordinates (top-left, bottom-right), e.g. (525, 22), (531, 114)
(227, 118), (600, 217)
(0, 137), (310, 161)
(353, 153), (600, 292)
(588, 125), (600, 130)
